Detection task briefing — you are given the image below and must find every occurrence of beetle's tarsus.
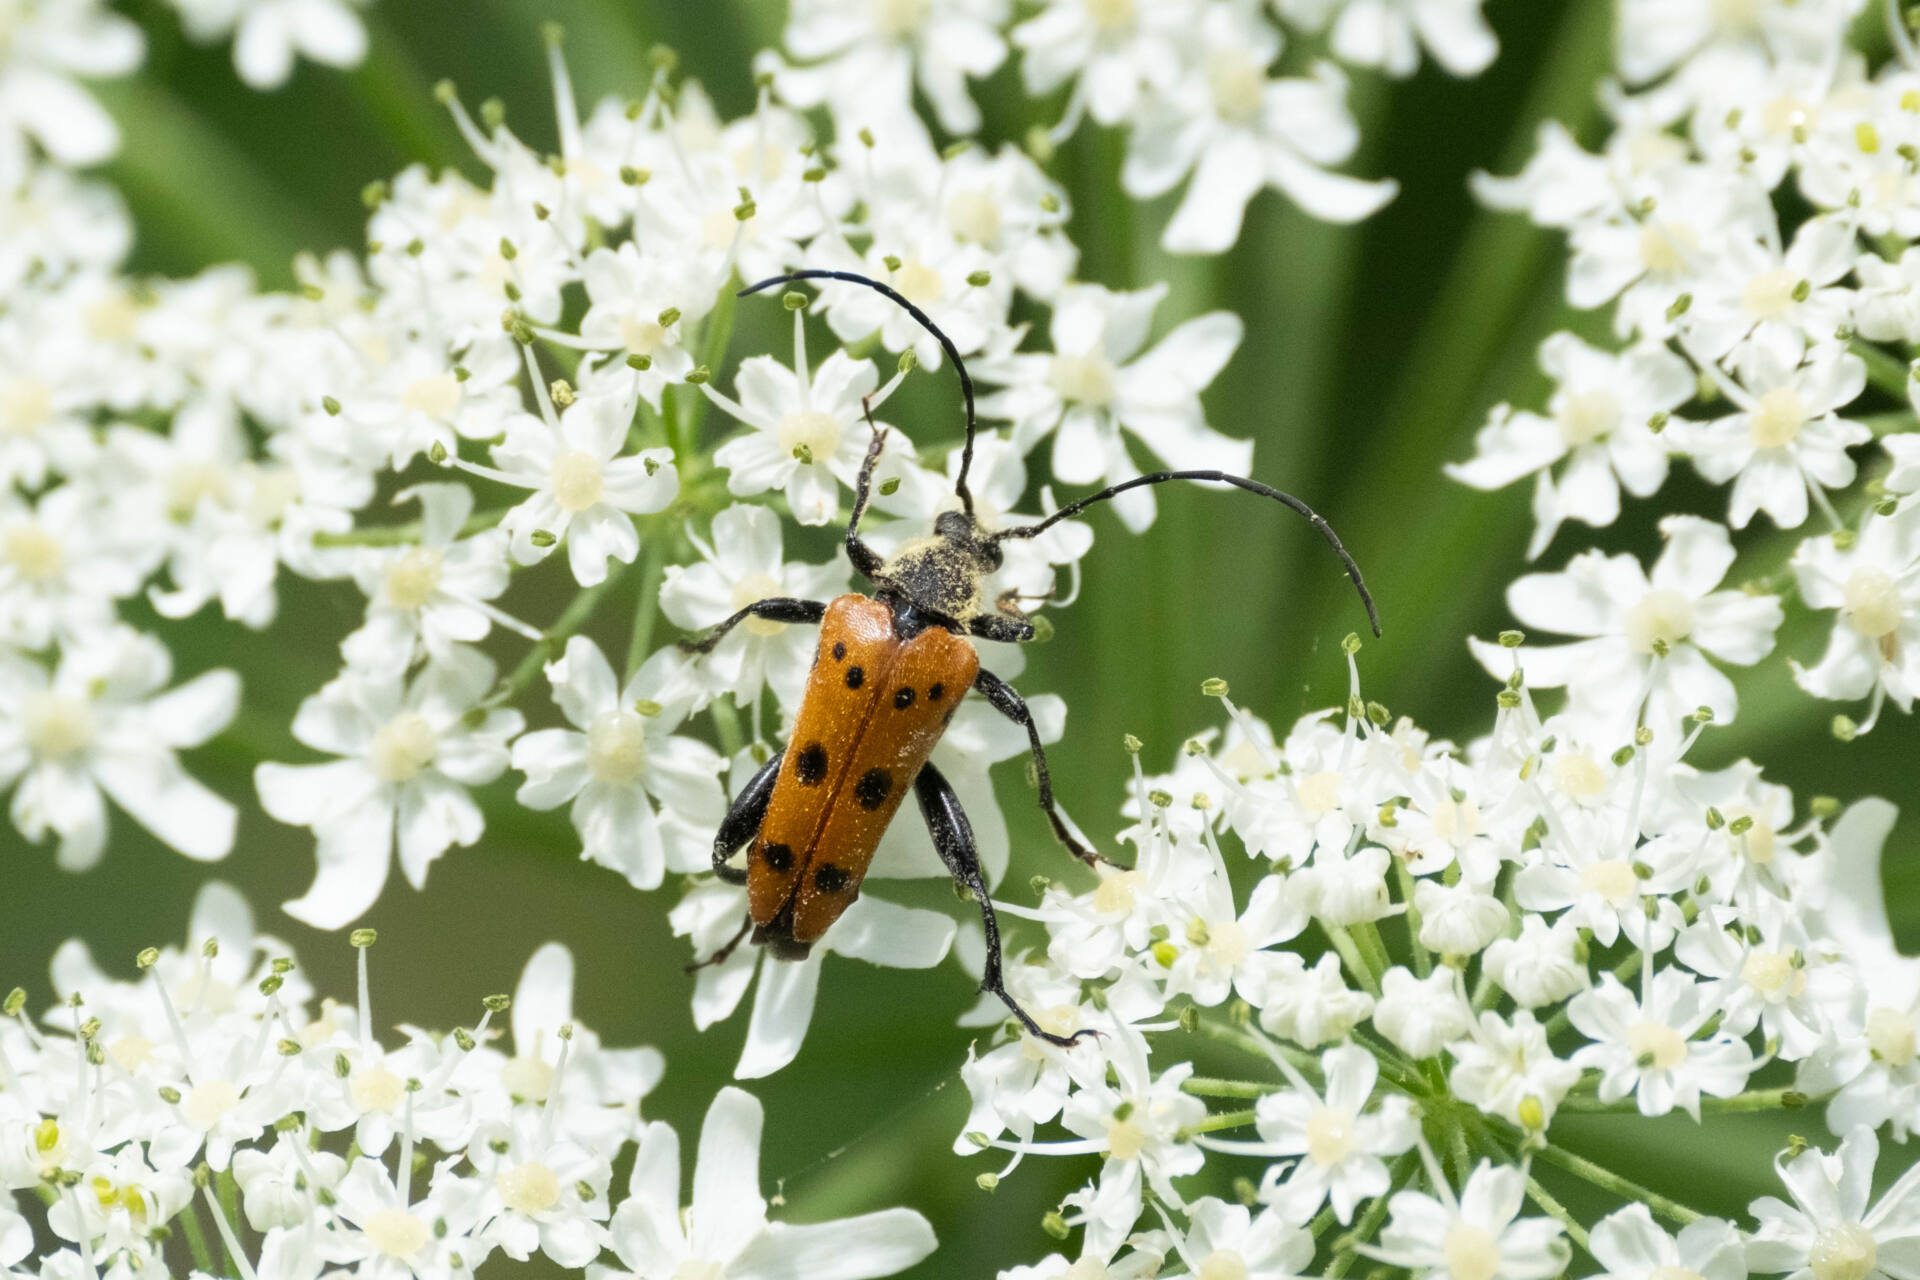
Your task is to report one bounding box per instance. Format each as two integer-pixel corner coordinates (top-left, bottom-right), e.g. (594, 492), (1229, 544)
(685, 915), (752, 973)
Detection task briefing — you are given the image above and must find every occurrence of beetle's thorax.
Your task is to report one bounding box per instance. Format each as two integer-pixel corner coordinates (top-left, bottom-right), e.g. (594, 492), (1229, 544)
(873, 509), (1001, 625)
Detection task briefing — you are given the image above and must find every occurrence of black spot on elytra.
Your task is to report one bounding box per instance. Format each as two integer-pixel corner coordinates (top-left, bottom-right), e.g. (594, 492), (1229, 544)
(942, 707), (956, 726)
(845, 665), (864, 690)
(814, 863), (850, 894)
(795, 741), (828, 786)
(928, 682), (944, 701)
(832, 641), (846, 661)
(762, 842), (793, 872)
(854, 767), (893, 810)
(894, 687), (915, 709)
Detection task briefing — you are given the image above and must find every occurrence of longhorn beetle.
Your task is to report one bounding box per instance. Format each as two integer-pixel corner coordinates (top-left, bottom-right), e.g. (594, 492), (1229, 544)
(681, 269), (1381, 1047)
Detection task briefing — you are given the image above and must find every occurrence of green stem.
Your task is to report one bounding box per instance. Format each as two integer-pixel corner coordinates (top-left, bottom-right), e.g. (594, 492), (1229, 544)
(1325, 1149), (1420, 1280)
(491, 570), (619, 706)
(711, 694), (746, 758)
(1531, 1139), (1704, 1226)
(1852, 338), (1913, 399)
(1181, 1076), (1279, 1099)
(1393, 859), (1432, 978)
(1449, 1119), (1475, 1182)
(177, 1202), (217, 1274)
(1176, 1107), (1258, 1140)
(1325, 925), (1383, 997)
(1524, 1174), (1591, 1253)
(313, 507), (509, 547)
(1352, 919), (1395, 986)
(624, 541), (667, 683)
(217, 1171), (245, 1269)
(1556, 1085), (1819, 1115)
(1189, 1015), (1323, 1076)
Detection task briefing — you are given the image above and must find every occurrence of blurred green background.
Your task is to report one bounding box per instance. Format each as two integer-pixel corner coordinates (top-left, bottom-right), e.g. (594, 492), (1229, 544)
(12, 0), (1919, 1271)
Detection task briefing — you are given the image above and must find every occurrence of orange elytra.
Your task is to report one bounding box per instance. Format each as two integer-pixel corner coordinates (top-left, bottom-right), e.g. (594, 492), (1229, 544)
(680, 269), (1381, 1047)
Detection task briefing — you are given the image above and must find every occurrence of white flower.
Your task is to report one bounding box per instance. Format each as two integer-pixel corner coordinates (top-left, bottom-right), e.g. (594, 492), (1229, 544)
(1271, 0), (1498, 78)
(980, 282), (1247, 532)
(599, 1086), (937, 1279)
(1365, 1160), (1570, 1280)
(1475, 515), (1784, 733)
(511, 636), (726, 890)
(705, 315), (901, 526)
(469, 1111), (610, 1266)
(1445, 334), (1694, 558)
(1121, 7), (1396, 252)
(0, 0), (143, 168)
(1686, 345), (1869, 531)
(1414, 875), (1509, 955)
(1011, 0), (1189, 131)
(657, 503), (849, 710)
(771, 0), (1008, 136)
(256, 646), (523, 928)
(1679, 217), (1855, 377)
(1171, 1197), (1314, 1280)
(174, 0), (369, 90)
(0, 627), (237, 870)
(1224, 1041), (1418, 1225)
(1587, 1206), (1747, 1280)
(1246, 952), (1375, 1048)
(477, 373), (679, 585)
(343, 483), (521, 666)
(1481, 915), (1588, 1008)
(1567, 970), (1756, 1120)
(670, 877), (957, 1079)
(1747, 1128), (1920, 1280)
(1373, 964), (1473, 1059)
(1448, 1010), (1582, 1129)
(1791, 505), (1920, 723)
(1057, 1029), (1207, 1256)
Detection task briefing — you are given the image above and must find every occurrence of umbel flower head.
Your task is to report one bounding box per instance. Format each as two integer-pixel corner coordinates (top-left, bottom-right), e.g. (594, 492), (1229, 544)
(8, 0), (1920, 1272)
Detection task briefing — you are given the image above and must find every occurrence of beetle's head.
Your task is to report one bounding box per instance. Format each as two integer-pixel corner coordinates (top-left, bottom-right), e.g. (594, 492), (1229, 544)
(875, 507), (1003, 624)
(932, 509), (1004, 573)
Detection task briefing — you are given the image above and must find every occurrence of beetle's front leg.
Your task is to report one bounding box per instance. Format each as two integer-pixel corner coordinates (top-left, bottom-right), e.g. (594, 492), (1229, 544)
(710, 754), (781, 884)
(679, 598), (827, 655)
(913, 763), (1096, 1049)
(970, 668), (1110, 867)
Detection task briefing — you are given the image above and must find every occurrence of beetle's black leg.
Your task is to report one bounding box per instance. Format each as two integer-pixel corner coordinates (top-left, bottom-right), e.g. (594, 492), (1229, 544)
(969, 612), (1035, 644)
(679, 598), (827, 655)
(844, 395), (887, 580)
(914, 762), (1096, 1049)
(971, 668), (1108, 867)
(685, 914), (753, 973)
(710, 754), (781, 884)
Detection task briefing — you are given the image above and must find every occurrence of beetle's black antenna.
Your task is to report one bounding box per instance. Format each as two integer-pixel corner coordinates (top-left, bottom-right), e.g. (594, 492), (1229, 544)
(739, 269), (980, 518)
(993, 470), (1382, 637)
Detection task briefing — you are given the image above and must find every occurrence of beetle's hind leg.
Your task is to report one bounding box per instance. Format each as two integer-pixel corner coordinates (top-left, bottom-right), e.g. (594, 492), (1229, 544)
(679, 597), (827, 655)
(709, 754), (781, 885)
(685, 915), (752, 973)
(913, 762), (1097, 1049)
(970, 668), (1118, 870)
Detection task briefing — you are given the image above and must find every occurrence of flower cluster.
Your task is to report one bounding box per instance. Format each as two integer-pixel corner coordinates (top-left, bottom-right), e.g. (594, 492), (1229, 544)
(945, 633), (1920, 1269)
(0, 883), (935, 1277)
(1454, 0), (1920, 737)
(7, 0), (1920, 1274)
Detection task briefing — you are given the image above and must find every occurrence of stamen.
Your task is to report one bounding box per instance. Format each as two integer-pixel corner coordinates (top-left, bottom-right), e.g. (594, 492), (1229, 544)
(145, 961), (200, 1086)
(523, 344), (560, 430)
(540, 1024), (575, 1147)
(203, 1185), (259, 1280)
